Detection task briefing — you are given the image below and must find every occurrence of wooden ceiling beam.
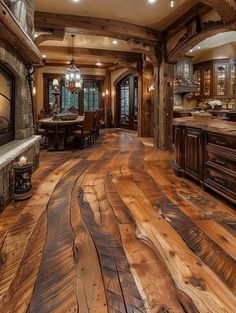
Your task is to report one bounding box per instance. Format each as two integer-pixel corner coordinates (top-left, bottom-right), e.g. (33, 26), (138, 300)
(34, 11), (161, 43)
(44, 59), (114, 68)
(35, 29), (65, 46)
(39, 46), (142, 61)
(164, 2), (212, 38)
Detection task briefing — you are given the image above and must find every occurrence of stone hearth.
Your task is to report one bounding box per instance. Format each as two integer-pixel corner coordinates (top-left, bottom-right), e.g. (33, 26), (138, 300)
(0, 0), (41, 209)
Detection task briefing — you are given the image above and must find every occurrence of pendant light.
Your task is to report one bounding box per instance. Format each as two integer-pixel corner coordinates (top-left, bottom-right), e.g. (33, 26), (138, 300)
(65, 34), (83, 93)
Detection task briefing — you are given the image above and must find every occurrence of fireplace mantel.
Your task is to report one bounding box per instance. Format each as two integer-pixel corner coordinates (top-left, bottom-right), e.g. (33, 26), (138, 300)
(0, 0), (42, 65)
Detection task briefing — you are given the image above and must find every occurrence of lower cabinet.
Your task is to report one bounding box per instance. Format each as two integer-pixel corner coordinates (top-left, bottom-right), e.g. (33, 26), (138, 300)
(173, 125), (236, 204)
(185, 128), (203, 182)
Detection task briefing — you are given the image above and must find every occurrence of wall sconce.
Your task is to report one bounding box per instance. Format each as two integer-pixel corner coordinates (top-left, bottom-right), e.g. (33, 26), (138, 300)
(33, 86), (36, 95)
(105, 89), (109, 96)
(148, 83), (155, 93)
(102, 92), (105, 97)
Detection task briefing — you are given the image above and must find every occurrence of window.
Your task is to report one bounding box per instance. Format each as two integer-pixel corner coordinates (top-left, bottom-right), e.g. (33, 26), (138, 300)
(83, 81), (101, 112)
(117, 75), (138, 130)
(45, 75), (103, 114)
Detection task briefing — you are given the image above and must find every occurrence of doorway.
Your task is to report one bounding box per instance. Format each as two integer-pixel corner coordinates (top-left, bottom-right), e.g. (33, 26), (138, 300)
(116, 75), (138, 130)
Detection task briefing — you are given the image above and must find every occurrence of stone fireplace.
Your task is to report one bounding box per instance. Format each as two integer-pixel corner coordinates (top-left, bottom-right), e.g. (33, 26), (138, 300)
(0, 0), (42, 208)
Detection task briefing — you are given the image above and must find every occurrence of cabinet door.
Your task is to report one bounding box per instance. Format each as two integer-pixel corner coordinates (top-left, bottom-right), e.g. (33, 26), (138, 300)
(203, 64), (212, 97)
(229, 63), (236, 97)
(214, 63), (228, 97)
(184, 128), (203, 181)
(173, 126), (184, 174)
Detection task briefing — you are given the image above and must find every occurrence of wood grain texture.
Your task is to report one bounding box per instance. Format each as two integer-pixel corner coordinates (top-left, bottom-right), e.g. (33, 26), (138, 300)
(0, 129), (235, 313)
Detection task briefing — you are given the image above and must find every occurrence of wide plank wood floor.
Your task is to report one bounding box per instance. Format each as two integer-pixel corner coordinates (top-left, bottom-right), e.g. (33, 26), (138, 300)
(0, 129), (236, 313)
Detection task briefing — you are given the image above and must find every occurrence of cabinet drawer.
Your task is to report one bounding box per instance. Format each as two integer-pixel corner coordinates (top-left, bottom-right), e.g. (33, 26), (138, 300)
(207, 133), (236, 150)
(205, 167), (236, 201)
(207, 153), (236, 173)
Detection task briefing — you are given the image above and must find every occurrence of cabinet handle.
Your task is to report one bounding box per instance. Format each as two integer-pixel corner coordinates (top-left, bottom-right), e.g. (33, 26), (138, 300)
(215, 140), (226, 146)
(215, 158), (227, 166)
(213, 177), (228, 187)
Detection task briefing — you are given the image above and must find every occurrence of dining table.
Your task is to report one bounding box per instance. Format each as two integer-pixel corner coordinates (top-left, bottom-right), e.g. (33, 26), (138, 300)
(39, 116), (84, 151)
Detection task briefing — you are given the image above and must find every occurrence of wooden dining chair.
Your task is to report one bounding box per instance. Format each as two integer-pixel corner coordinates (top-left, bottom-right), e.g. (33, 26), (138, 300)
(71, 111), (96, 149)
(92, 109), (102, 143)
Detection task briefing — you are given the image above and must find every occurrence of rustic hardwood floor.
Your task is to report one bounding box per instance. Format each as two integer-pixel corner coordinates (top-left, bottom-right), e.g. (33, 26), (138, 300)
(0, 130), (236, 313)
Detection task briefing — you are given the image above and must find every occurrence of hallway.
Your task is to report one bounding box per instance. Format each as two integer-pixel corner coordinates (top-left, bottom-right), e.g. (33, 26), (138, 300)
(0, 130), (235, 313)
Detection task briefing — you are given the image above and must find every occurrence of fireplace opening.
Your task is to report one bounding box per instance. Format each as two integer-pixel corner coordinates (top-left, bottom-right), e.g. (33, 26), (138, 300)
(0, 64), (15, 146)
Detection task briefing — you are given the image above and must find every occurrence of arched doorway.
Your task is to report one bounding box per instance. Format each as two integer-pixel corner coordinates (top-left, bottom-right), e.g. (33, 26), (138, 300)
(116, 75), (138, 130)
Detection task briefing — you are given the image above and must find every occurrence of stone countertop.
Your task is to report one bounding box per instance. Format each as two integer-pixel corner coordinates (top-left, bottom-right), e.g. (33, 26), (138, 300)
(172, 117), (236, 136)
(0, 136), (41, 170)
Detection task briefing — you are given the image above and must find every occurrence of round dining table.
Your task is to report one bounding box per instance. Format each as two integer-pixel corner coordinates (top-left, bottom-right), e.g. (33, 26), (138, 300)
(39, 116), (84, 151)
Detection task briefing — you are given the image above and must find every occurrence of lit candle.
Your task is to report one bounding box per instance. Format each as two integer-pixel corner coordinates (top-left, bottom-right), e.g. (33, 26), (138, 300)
(19, 156), (27, 165)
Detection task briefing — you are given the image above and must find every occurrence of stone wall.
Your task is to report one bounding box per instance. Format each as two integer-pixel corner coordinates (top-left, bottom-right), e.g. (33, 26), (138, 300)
(5, 0), (35, 39)
(0, 44), (34, 139)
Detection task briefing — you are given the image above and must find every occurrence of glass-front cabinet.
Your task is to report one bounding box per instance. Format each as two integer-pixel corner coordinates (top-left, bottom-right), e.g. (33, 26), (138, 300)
(193, 58), (236, 99)
(204, 66), (212, 96)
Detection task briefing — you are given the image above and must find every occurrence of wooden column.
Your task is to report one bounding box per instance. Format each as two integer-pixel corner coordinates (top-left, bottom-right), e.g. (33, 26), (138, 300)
(141, 61), (153, 137)
(153, 49), (174, 150)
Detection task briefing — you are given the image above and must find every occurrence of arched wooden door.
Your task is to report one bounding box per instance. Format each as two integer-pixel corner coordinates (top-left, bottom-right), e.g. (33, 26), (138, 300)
(116, 75), (138, 130)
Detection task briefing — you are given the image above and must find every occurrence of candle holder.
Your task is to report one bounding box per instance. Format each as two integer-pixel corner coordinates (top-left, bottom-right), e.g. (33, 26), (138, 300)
(13, 161), (33, 200)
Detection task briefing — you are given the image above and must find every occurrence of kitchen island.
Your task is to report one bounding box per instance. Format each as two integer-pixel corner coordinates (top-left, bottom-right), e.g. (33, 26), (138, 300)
(172, 117), (236, 204)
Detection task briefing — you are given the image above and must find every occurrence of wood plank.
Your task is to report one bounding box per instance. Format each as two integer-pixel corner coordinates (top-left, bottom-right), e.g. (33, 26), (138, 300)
(114, 175), (236, 313)
(0, 158), (80, 309)
(71, 176), (108, 313)
(28, 160), (91, 313)
(35, 11), (161, 42)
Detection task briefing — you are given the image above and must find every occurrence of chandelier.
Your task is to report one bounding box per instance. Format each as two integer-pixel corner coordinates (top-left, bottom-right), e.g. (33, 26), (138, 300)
(65, 34), (83, 93)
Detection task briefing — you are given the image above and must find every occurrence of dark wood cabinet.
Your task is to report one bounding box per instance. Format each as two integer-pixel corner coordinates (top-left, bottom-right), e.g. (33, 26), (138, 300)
(193, 58), (236, 99)
(173, 119), (236, 204)
(184, 128), (203, 181)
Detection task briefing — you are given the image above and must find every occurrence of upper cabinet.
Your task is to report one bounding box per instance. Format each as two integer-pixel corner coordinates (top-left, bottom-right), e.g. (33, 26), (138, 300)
(193, 59), (236, 99)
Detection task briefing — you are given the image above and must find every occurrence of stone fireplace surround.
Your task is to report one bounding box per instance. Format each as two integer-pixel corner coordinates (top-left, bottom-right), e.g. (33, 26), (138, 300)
(0, 0), (41, 209)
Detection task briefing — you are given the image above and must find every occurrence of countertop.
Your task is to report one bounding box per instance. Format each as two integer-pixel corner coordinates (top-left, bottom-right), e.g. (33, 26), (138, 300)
(172, 117), (236, 136)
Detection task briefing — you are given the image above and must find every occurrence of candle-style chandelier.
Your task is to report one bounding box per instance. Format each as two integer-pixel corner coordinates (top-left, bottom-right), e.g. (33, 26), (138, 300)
(65, 34), (83, 93)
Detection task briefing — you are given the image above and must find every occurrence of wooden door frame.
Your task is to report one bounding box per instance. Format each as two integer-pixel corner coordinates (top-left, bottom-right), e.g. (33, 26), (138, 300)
(114, 71), (138, 130)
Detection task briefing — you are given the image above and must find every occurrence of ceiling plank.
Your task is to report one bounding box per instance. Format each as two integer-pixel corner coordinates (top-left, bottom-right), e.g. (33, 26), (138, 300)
(39, 46), (142, 61)
(34, 11), (161, 43)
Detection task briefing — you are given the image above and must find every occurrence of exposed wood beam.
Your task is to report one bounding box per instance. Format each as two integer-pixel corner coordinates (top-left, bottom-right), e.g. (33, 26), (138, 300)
(34, 11), (161, 43)
(44, 60), (114, 69)
(200, 0), (236, 22)
(35, 29), (65, 46)
(39, 46), (142, 61)
(164, 2), (212, 38)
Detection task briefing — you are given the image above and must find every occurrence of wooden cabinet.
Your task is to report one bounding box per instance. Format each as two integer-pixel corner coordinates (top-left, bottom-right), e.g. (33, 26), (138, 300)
(173, 119), (236, 204)
(184, 128), (203, 181)
(193, 59), (236, 99)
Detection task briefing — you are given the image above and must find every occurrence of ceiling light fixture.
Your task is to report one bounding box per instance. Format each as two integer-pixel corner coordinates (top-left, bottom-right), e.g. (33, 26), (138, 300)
(96, 62), (102, 66)
(42, 54), (46, 58)
(170, 1), (176, 8)
(112, 40), (118, 45)
(65, 34), (83, 93)
(148, 0), (156, 3)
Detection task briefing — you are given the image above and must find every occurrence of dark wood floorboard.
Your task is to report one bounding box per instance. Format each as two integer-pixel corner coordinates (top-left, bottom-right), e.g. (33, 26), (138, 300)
(0, 130), (235, 313)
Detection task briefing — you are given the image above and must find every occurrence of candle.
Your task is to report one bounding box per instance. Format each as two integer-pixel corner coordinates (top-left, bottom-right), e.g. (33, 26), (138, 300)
(19, 156), (27, 165)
